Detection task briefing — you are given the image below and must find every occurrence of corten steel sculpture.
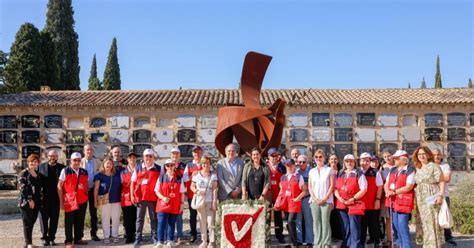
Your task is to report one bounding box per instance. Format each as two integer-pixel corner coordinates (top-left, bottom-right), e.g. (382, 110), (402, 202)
(215, 51), (286, 156)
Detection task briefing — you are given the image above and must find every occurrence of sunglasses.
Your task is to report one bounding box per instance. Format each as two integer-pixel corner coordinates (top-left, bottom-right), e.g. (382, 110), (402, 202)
(297, 161), (306, 164)
(314, 156), (324, 158)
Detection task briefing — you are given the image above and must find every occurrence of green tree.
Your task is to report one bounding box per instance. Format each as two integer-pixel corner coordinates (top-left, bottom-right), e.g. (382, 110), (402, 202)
(468, 78), (473, 88)
(0, 50), (7, 84)
(103, 38), (121, 90)
(420, 77), (427, 88)
(3, 23), (45, 93)
(43, 0), (80, 90)
(40, 30), (59, 90)
(434, 55), (442, 88)
(88, 54), (102, 90)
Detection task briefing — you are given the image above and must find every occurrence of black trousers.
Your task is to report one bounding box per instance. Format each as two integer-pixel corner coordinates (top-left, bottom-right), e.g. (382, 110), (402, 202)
(330, 208), (344, 240)
(39, 201), (60, 242)
(361, 209), (381, 245)
(444, 197), (454, 241)
(64, 203), (87, 243)
(87, 189), (98, 236)
(273, 207), (284, 240)
(122, 205), (137, 241)
(22, 207), (39, 245)
(286, 212), (298, 245)
(187, 198), (198, 237)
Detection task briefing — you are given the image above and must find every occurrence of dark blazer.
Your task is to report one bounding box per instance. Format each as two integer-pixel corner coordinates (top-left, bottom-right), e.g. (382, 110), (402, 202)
(18, 169), (45, 209)
(38, 162), (65, 207)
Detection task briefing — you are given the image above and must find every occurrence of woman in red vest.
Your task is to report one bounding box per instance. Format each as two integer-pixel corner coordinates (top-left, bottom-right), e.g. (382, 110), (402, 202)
(334, 154), (367, 248)
(120, 152), (138, 244)
(267, 147), (286, 243)
(384, 150), (415, 248)
(278, 158), (307, 248)
(155, 159), (186, 248)
(58, 152), (89, 247)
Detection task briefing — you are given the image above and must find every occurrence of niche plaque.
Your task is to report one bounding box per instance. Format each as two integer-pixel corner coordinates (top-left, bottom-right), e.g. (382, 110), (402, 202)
(133, 144), (152, 157)
(133, 130), (152, 143)
(44, 130), (62, 144)
(66, 145), (84, 158)
(312, 113), (330, 127)
(402, 142), (420, 156)
(357, 143), (376, 156)
(66, 130), (85, 144)
(402, 115), (418, 126)
(447, 128), (466, 141)
(401, 127), (421, 142)
(176, 115), (196, 128)
(44, 115), (63, 128)
(425, 113), (443, 127)
(0, 115), (18, 129)
(22, 115), (40, 128)
(90, 117), (106, 128)
(177, 129), (196, 143)
(155, 129), (174, 143)
(379, 128), (398, 141)
(134, 117), (150, 128)
(425, 128), (443, 141)
(201, 115), (218, 128)
(334, 128), (353, 142)
(335, 144), (353, 160)
(447, 113), (466, 126)
(312, 128), (331, 142)
(199, 129), (216, 143)
(119, 144), (130, 156)
(67, 117), (84, 129)
(355, 128), (375, 142)
(289, 129), (309, 142)
(447, 143), (466, 157)
(447, 157), (466, 171)
(110, 116), (129, 129)
(0, 131), (17, 143)
(379, 113), (398, 127)
(90, 132), (107, 143)
(22, 130), (40, 144)
(110, 130), (129, 143)
(22, 145), (41, 158)
(379, 143), (398, 154)
(335, 113), (352, 127)
(202, 145), (218, 157)
(155, 144), (172, 158)
(357, 113), (376, 126)
(0, 145), (18, 159)
(312, 144), (331, 157)
(178, 144), (194, 158)
(288, 113), (308, 127)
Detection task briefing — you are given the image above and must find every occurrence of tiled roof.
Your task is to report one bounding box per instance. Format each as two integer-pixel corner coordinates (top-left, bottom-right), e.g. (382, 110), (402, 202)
(0, 88), (473, 107)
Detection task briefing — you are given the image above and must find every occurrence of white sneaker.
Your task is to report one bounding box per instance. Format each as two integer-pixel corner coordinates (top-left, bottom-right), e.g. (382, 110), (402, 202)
(167, 241), (175, 247)
(104, 238), (110, 244)
(154, 242), (164, 248)
(113, 237), (119, 243)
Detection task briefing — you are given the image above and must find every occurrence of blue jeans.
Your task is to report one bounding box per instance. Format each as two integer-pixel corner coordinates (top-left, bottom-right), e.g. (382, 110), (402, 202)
(392, 211), (411, 248)
(338, 209), (362, 248)
(164, 213), (183, 239)
(296, 196), (314, 244)
(157, 212), (178, 243)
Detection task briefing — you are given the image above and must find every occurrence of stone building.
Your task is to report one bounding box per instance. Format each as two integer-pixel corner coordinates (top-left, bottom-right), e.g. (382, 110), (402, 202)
(0, 87), (473, 174)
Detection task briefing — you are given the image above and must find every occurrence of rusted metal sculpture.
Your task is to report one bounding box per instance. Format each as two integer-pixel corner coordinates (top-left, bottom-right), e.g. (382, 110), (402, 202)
(215, 51), (286, 156)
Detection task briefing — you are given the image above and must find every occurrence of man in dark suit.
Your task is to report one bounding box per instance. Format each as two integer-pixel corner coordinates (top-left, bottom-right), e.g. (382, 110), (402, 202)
(38, 150), (65, 246)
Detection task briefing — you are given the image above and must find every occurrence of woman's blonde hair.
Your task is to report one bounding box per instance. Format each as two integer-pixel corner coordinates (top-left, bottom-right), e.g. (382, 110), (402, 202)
(100, 156), (116, 175)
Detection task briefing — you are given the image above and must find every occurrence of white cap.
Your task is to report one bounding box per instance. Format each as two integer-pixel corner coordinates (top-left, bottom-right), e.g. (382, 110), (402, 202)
(171, 147), (180, 153)
(360, 152), (371, 159)
(393, 150), (409, 158)
(343, 154), (355, 161)
(71, 152), (82, 160)
(164, 159), (174, 165)
(143, 148), (155, 156)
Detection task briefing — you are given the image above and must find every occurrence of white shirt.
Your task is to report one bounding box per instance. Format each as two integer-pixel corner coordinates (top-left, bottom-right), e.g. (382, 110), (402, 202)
(362, 168), (384, 187)
(342, 170), (368, 190)
(440, 163), (451, 197)
(386, 165), (415, 186)
(192, 172), (218, 202)
(58, 167), (79, 181)
(308, 165), (334, 204)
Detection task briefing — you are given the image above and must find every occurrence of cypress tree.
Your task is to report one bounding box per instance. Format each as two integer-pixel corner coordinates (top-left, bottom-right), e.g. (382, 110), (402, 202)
(408, 82), (411, 88)
(88, 54), (102, 90)
(468, 78), (473, 88)
(0, 50), (7, 85)
(420, 77), (427, 89)
(40, 30), (59, 90)
(434, 55), (442, 88)
(103, 38), (121, 90)
(43, 0), (80, 90)
(3, 23), (45, 93)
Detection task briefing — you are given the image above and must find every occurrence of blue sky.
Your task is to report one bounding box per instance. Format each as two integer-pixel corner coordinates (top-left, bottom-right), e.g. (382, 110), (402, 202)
(0, 0), (473, 90)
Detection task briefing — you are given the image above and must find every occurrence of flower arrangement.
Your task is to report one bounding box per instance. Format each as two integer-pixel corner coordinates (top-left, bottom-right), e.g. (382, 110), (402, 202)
(216, 199), (270, 248)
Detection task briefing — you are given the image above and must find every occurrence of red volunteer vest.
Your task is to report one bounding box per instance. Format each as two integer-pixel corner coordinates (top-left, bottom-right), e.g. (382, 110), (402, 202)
(269, 162), (286, 202)
(280, 174), (303, 213)
(362, 167), (378, 210)
(185, 161), (201, 200)
(335, 169), (362, 210)
(62, 167), (88, 213)
(134, 163), (161, 203)
(387, 165), (416, 213)
(120, 166), (134, 207)
(155, 173), (182, 214)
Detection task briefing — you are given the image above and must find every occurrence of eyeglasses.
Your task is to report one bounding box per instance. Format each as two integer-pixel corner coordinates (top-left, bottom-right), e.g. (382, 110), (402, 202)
(314, 156), (324, 159)
(72, 159), (81, 162)
(145, 155), (154, 158)
(165, 164), (174, 167)
(297, 161), (306, 164)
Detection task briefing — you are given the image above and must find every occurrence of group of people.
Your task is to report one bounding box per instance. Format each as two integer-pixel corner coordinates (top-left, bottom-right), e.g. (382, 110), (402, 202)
(18, 142), (457, 248)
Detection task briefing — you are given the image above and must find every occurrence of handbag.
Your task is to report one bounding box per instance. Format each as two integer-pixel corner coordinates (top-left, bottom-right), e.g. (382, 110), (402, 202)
(191, 173), (212, 210)
(98, 175), (113, 207)
(438, 198), (453, 228)
(348, 200), (365, 215)
(273, 190), (287, 211)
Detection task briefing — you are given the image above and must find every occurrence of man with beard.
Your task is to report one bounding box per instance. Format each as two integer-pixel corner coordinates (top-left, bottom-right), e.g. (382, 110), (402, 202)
(38, 150), (65, 246)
